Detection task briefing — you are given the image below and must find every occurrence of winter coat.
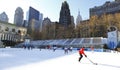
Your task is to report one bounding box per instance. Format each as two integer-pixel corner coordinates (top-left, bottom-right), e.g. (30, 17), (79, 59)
(79, 48), (86, 56)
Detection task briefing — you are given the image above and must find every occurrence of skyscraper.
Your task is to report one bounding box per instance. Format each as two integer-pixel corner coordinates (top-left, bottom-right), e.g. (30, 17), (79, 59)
(59, 1), (71, 27)
(27, 7), (39, 22)
(39, 13), (43, 31)
(76, 11), (82, 25)
(14, 7), (24, 26)
(71, 16), (75, 25)
(0, 12), (9, 22)
(27, 6), (43, 35)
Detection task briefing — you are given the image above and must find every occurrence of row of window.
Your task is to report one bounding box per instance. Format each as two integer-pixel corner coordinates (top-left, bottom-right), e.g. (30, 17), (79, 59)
(0, 33), (21, 42)
(0, 26), (26, 34)
(91, 2), (120, 12)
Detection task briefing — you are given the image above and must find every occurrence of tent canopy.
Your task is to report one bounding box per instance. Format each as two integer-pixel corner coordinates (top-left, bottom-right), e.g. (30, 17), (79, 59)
(30, 37), (107, 47)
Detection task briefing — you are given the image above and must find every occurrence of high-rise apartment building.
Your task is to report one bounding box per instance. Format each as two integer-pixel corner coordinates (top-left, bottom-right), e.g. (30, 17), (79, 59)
(14, 7), (24, 26)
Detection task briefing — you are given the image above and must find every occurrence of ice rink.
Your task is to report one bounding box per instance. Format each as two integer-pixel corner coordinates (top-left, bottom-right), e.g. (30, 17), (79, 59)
(0, 48), (120, 70)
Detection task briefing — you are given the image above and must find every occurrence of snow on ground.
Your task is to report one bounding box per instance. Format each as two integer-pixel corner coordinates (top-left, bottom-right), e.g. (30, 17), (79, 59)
(0, 48), (120, 70)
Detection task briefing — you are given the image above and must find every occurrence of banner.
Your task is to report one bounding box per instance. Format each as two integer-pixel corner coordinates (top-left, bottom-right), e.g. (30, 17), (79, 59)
(107, 31), (117, 49)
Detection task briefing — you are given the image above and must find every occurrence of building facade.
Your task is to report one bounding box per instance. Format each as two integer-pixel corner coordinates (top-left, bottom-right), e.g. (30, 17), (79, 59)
(14, 7), (24, 26)
(0, 12), (9, 22)
(71, 16), (75, 25)
(27, 7), (40, 22)
(0, 21), (27, 47)
(27, 7), (43, 34)
(39, 13), (43, 32)
(59, 1), (71, 27)
(90, 0), (120, 17)
(42, 17), (51, 27)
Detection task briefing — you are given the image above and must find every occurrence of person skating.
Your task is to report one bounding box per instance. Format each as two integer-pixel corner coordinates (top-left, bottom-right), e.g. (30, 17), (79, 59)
(64, 47), (68, 54)
(78, 47), (87, 62)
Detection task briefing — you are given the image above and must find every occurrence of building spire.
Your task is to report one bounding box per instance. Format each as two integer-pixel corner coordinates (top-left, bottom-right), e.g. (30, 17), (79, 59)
(76, 10), (82, 25)
(78, 10), (80, 16)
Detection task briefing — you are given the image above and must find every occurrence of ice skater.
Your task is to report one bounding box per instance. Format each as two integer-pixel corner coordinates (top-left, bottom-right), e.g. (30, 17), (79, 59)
(78, 47), (87, 62)
(64, 47), (68, 54)
(90, 45), (94, 53)
(69, 47), (73, 52)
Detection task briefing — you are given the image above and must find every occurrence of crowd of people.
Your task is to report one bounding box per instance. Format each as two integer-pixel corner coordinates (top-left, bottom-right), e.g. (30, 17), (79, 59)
(37, 45), (74, 54)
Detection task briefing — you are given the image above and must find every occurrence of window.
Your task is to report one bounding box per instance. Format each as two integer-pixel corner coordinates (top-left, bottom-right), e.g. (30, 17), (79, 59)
(12, 29), (15, 32)
(18, 30), (21, 34)
(5, 27), (9, 31)
(0, 26), (1, 30)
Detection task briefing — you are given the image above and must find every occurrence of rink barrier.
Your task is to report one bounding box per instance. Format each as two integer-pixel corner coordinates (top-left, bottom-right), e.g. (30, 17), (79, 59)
(0, 47), (119, 53)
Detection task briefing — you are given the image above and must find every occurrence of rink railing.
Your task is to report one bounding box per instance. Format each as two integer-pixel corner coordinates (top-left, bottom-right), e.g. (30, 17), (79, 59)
(0, 47), (119, 53)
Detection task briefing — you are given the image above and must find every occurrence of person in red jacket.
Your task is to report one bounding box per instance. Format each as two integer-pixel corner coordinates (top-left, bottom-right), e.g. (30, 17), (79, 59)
(78, 47), (87, 62)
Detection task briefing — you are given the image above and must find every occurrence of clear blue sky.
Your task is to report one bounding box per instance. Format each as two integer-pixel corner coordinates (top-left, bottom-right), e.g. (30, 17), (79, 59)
(0, 0), (114, 23)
